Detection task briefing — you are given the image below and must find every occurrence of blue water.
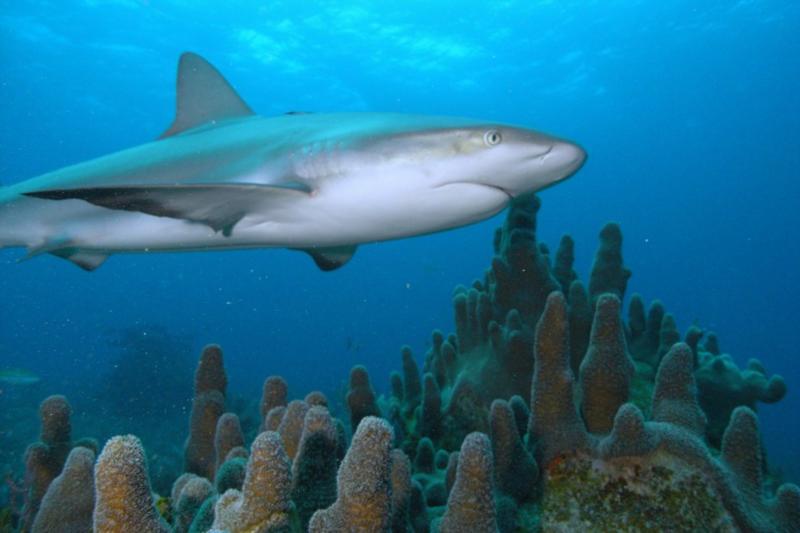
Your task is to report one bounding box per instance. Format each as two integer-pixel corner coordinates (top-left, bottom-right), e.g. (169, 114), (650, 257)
(1, 0), (798, 481)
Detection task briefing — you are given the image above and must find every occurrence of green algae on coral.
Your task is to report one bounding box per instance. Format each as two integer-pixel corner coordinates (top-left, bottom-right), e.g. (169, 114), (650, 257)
(628, 361), (655, 416)
(0, 507), (14, 533)
(541, 451), (734, 532)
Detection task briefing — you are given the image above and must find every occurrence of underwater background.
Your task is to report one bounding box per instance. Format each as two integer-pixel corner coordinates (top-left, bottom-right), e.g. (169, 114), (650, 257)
(0, 0), (798, 523)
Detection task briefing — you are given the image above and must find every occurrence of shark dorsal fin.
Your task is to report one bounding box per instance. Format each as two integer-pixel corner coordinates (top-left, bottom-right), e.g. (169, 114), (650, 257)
(160, 52), (254, 139)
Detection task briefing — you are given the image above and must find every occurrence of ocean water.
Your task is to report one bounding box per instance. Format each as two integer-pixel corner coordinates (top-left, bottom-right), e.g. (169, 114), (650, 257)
(0, 0), (798, 497)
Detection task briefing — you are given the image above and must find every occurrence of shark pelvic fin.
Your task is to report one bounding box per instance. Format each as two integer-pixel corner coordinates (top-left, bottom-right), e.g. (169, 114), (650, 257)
(24, 183), (310, 236)
(49, 249), (109, 271)
(159, 52), (254, 139)
(23, 235), (74, 259)
(296, 245), (358, 271)
(20, 237), (109, 271)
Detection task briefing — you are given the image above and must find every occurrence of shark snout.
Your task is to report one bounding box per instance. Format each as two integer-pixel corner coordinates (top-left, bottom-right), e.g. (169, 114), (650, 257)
(493, 137), (586, 197)
(547, 140), (587, 180)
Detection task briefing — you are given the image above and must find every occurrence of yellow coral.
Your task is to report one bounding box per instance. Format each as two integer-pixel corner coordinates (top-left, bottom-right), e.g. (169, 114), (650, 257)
(212, 431), (292, 533)
(309, 416), (394, 532)
(94, 435), (170, 533)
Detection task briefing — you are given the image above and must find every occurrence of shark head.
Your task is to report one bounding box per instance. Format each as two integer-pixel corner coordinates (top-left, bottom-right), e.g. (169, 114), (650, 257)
(471, 126), (587, 196)
(288, 115), (587, 245)
(346, 118), (586, 201)
(435, 124), (586, 198)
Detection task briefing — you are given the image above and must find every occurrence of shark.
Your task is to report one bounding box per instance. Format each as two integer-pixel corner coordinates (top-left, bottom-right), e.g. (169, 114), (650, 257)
(0, 52), (586, 271)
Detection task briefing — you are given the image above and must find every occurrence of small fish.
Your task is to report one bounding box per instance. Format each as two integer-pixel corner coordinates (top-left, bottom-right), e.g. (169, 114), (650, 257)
(0, 368), (40, 385)
(346, 337), (361, 353)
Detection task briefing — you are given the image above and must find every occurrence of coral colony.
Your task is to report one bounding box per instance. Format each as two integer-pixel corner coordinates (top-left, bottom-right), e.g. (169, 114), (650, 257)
(9, 197), (800, 532)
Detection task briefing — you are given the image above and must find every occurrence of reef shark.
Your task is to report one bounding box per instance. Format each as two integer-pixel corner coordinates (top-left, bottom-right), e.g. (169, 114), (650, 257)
(0, 52), (586, 271)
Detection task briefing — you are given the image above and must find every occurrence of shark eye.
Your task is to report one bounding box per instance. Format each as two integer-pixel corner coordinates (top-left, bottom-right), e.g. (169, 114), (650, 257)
(483, 129), (502, 146)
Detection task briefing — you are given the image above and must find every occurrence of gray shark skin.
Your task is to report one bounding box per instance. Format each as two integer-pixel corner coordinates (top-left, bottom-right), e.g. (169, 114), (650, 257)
(0, 52), (586, 271)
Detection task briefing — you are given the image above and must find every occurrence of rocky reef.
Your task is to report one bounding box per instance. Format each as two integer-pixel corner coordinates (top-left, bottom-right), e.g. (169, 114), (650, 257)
(4, 195), (798, 532)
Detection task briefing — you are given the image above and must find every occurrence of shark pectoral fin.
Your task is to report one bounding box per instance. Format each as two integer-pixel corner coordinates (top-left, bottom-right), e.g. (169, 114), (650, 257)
(49, 249), (109, 271)
(159, 52), (254, 139)
(24, 184), (307, 236)
(295, 245), (358, 271)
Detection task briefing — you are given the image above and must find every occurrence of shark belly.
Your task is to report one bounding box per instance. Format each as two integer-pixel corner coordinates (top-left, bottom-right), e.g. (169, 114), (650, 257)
(0, 174), (510, 259)
(272, 178), (511, 246)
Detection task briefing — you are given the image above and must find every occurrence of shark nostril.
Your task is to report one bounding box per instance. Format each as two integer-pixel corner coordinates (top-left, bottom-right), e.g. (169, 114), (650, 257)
(525, 145), (553, 163)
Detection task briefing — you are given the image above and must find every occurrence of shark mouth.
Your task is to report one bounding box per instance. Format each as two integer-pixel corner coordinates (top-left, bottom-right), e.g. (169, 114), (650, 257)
(476, 183), (514, 200)
(434, 182), (513, 201)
